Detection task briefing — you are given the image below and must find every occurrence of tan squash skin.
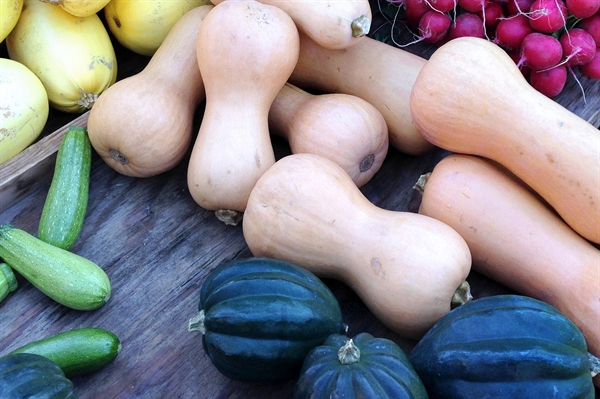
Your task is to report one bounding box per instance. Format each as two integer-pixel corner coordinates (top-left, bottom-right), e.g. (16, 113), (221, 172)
(417, 153), (600, 387)
(187, 0), (299, 215)
(289, 32), (432, 156)
(88, 5), (213, 178)
(410, 37), (600, 244)
(269, 83), (389, 188)
(210, 0), (371, 49)
(242, 153), (472, 339)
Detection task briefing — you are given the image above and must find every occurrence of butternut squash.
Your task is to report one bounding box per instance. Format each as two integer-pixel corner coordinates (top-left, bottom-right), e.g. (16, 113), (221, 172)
(415, 153), (600, 387)
(87, 5), (213, 178)
(289, 32), (432, 156)
(242, 153), (472, 339)
(104, 0), (211, 56)
(6, 0), (117, 113)
(269, 83), (389, 188)
(210, 0), (371, 49)
(187, 0), (299, 221)
(410, 37), (600, 244)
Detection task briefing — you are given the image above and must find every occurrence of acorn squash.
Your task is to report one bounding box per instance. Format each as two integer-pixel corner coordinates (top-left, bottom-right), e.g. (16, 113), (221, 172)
(409, 294), (599, 398)
(294, 332), (428, 398)
(188, 257), (346, 383)
(0, 352), (77, 398)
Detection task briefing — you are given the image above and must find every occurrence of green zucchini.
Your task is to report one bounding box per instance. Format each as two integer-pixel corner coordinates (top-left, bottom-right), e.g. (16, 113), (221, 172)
(0, 262), (18, 302)
(38, 125), (92, 250)
(10, 327), (121, 378)
(0, 224), (111, 310)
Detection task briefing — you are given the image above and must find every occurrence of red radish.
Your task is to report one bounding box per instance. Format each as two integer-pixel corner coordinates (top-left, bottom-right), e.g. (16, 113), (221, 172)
(448, 13), (486, 39)
(528, 0), (568, 33)
(518, 32), (563, 69)
(425, 0), (457, 13)
(579, 12), (600, 46)
(405, 0), (432, 27)
(566, 0), (600, 18)
(418, 10), (452, 43)
(529, 64), (567, 97)
(458, 0), (489, 12)
(560, 28), (597, 65)
(580, 51), (600, 79)
(477, 1), (505, 26)
(494, 14), (536, 50)
(507, 0), (536, 14)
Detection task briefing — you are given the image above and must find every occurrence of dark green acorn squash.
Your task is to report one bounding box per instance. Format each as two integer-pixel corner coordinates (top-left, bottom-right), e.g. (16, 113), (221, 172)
(0, 352), (78, 399)
(294, 332), (429, 399)
(188, 257), (346, 383)
(409, 294), (599, 399)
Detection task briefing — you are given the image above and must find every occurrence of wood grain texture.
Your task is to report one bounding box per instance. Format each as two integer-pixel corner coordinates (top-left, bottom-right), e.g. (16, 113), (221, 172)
(0, 7), (599, 398)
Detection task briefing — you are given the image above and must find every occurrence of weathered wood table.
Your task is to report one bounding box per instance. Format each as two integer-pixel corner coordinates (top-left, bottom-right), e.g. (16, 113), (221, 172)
(1, 5), (599, 398)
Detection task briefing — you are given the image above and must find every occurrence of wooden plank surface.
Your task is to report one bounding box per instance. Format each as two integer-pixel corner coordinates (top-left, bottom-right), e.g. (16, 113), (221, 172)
(1, 5), (599, 398)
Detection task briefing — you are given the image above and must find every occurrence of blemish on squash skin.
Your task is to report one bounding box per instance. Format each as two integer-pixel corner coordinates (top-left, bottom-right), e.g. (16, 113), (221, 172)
(255, 152), (261, 168)
(370, 257), (385, 278)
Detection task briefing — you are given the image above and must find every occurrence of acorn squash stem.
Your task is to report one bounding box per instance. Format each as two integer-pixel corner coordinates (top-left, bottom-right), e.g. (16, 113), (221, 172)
(451, 281), (473, 309)
(337, 338), (360, 365)
(188, 310), (206, 335)
(589, 353), (600, 377)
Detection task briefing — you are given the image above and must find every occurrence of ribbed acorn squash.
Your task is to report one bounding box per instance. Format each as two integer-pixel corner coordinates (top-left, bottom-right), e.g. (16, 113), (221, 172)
(409, 294), (599, 398)
(188, 257), (346, 383)
(294, 332), (428, 399)
(0, 352), (77, 398)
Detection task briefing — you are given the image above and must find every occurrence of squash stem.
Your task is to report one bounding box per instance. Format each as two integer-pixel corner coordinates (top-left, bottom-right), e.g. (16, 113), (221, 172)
(215, 210), (244, 226)
(351, 15), (371, 37)
(338, 338), (361, 365)
(589, 353), (600, 377)
(188, 310), (207, 335)
(412, 172), (431, 195)
(451, 281), (473, 309)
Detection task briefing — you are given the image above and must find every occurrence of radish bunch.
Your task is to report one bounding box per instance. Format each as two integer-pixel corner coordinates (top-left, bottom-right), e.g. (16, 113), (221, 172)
(382, 0), (600, 97)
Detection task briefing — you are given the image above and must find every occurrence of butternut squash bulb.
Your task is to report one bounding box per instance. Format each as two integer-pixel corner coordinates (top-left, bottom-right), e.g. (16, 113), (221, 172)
(210, 0), (371, 49)
(6, 0), (117, 113)
(410, 37), (600, 244)
(0, 58), (49, 165)
(38, 0), (111, 17)
(0, 0), (22, 42)
(243, 153), (473, 339)
(88, 5), (213, 178)
(290, 33), (432, 156)
(187, 0), (299, 220)
(104, 0), (212, 56)
(269, 83), (389, 188)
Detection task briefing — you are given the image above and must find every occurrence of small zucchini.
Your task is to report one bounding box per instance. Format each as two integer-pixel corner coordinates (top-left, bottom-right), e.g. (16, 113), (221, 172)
(0, 262), (18, 302)
(38, 125), (92, 250)
(0, 224), (111, 310)
(10, 327), (121, 378)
